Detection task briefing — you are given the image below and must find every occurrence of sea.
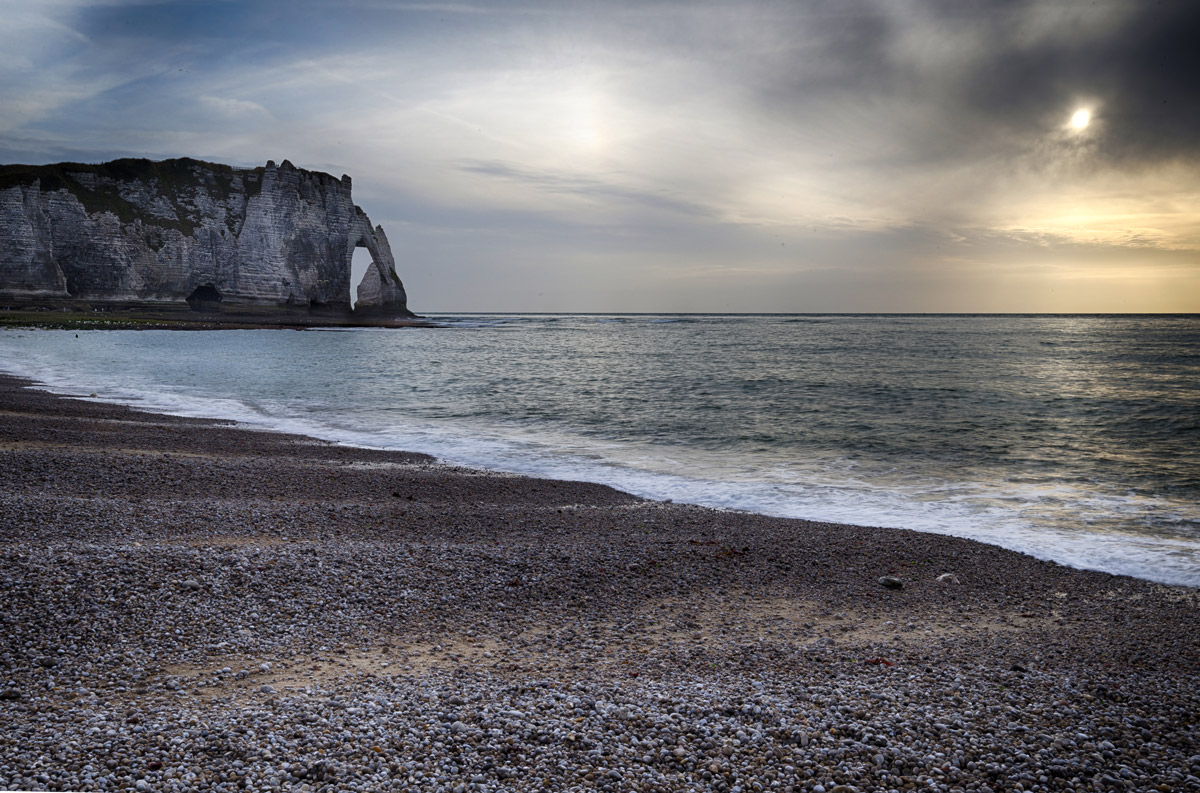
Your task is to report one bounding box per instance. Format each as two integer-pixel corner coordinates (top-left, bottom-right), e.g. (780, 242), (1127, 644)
(1, 313), (1198, 587)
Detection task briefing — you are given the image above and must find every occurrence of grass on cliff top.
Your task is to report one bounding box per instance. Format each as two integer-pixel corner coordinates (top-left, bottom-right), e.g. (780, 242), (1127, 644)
(0, 157), (260, 191)
(0, 158), (266, 236)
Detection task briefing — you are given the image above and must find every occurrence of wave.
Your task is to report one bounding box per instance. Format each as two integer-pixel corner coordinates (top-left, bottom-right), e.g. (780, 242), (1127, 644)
(4, 368), (1198, 588)
(2, 323), (1198, 588)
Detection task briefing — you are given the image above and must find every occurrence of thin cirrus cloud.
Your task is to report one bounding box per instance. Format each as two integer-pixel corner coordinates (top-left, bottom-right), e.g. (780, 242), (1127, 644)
(197, 96), (274, 119)
(0, 0), (1196, 311)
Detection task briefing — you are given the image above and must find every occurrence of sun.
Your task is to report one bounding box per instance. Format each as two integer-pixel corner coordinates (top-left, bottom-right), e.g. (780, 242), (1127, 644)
(1070, 109), (1091, 130)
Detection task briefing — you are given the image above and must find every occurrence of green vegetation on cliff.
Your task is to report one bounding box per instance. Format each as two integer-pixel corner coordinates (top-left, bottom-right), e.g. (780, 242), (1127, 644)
(0, 158), (264, 237)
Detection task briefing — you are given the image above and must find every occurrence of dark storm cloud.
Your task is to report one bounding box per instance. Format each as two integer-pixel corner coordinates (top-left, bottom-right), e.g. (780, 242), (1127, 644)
(928, 2), (1191, 164)
(1062, 1), (1200, 163)
(692, 0), (1200, 171)
(938, 0), (1200, 165)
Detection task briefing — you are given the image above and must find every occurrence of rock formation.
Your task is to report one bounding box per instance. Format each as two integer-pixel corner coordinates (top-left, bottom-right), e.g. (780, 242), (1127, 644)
(0, 157), (412, 318)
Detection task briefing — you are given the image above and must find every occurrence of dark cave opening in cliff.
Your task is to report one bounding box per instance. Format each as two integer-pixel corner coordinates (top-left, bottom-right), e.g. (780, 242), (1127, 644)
(350, 246), (373, 309)
(185, 284), (222, 312)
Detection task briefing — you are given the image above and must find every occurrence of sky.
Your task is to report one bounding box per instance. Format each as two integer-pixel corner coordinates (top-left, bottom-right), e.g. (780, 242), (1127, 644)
(1, 0), (1197, 312)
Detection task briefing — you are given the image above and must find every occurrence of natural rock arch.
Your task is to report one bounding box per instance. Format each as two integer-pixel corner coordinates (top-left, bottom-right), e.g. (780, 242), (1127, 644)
(348, 211), (407, 316)
(0, 158), (414, 319)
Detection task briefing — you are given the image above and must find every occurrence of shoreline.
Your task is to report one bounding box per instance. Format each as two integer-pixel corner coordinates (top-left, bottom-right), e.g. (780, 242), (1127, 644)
(1, 373), (1198, 792)
(0, 308), (442, 331)
(8, 354), (1197, 590)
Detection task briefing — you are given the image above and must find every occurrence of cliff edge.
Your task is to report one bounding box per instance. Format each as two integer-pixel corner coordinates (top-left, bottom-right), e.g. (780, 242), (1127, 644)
(0, 157), (412, 318)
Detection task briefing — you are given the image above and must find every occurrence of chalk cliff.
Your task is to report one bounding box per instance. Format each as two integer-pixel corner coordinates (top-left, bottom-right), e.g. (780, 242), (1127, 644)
(0, 157), (411, 317)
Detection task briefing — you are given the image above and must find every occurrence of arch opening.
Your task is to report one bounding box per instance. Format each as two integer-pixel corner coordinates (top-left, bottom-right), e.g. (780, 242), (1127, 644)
(350, 246), (374, 309)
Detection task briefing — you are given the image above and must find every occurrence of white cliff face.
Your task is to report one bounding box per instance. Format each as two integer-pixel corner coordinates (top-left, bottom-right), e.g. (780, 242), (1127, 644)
(0, 183), (67, 297)
(0, 157), (411, 317)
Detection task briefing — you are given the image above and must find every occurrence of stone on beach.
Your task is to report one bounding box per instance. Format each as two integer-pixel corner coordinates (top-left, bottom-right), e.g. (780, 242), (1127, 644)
(0, 373), (1197, 793)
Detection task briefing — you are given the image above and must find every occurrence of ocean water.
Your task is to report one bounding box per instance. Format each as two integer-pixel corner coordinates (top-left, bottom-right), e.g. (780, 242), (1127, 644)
(1, 314), (1198, 586)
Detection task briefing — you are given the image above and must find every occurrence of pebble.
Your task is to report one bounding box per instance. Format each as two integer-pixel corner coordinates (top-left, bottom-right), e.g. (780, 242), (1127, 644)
(1, 374), (1198, 793)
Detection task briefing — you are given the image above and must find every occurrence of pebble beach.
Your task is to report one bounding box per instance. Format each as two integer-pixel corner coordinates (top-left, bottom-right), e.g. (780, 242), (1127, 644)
(1, 373), (1197, 793)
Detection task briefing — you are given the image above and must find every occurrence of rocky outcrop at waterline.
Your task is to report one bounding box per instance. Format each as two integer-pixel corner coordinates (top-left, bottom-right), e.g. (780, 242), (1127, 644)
(0, 157), (412, 318)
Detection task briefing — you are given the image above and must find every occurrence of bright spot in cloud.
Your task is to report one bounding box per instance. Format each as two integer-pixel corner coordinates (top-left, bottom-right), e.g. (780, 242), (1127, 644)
(566, 90), (603, 153)
(1070, 108), (1091, 130)
(199, 95), (272, 118)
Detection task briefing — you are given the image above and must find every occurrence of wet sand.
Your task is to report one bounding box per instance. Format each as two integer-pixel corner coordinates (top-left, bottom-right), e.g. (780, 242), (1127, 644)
(1, 374), (1197, 792)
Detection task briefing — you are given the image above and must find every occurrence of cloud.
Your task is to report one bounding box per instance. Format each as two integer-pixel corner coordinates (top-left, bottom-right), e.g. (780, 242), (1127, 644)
(198, 96), (273, 118)
(801, 1), (1200, 169)
(333, 1), (544, 13)
(1, 0), (1196, 310)
(458, 159), (717, 220)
